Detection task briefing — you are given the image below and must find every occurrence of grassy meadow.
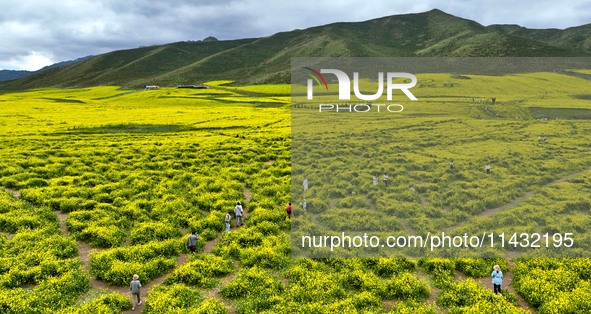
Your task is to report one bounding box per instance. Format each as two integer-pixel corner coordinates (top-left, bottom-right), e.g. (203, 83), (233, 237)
(292, 71), (591, 259)
(0, 71), (591, 313)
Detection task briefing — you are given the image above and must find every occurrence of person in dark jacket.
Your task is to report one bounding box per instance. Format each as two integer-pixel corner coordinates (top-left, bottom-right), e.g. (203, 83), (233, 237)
(130, 274), (142, 310)
(186, 231), (198, 253)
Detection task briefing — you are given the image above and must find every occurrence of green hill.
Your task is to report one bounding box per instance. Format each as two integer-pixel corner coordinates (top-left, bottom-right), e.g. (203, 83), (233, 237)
(2, 9), (589, 90)
(489, 23), (591, 53)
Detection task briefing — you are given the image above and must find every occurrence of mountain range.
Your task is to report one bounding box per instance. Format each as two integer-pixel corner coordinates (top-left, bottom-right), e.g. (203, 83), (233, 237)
(0, 56), (92, 83)
(1, 9), (589, 91)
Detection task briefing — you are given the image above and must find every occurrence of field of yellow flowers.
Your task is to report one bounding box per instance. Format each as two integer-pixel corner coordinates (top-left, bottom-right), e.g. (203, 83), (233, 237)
(0, 73), (590, 313)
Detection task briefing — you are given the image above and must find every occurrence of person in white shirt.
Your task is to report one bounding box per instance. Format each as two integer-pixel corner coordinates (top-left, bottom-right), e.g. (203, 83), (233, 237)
(303, 178), (308, 192)
(372, 174), (378, 185)
(383, 174), (389, 187)
(234, 201), (244, 227)
(485, 164), (491, 174)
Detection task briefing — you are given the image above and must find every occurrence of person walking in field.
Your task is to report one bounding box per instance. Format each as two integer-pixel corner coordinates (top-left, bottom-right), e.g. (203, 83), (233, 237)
(286, 202), (292, 218)
(235, 201), (244, 227)
(130, 274), (142, 310)
(485, 164), (491, 174)
(225, 211), (231, 231)
(186, 231), (198, 253)
(491, 265), (503, 294)
(372, 174), (378, 185)
(450, 160), (455, 170)
(303, 178), (309, 192)
(383, 174), (389, 187)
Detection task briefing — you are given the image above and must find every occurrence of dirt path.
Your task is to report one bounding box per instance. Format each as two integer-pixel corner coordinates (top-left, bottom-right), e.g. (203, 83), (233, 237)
(473, 260), (535, 312)
(204, 233), (223, 253)
(127, 253), (190, 312)
(50, 206), (195, 312)
(416, 272), (441, 304)
(54, 210), (69, 236)
(51, 209), (133, 306)
(454, 263), (534, 312)
(204, 261), (239, 314)
(121, 231), (230, 313)
(76, 241), (94, 271)
(16, 185), (235, 313)
(228, 184), (251, 231)
(242, 184), (252, 209)
(399, 219), (417, 236)
(2, 187), (21, 199)
(448, 165), (591, 231)
(53, 209), (96, 273)
(192, 184), (253, 313)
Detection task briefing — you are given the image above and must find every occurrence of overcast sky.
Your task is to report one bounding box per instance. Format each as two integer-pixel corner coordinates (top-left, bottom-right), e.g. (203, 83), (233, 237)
(1, 0), (590, 71)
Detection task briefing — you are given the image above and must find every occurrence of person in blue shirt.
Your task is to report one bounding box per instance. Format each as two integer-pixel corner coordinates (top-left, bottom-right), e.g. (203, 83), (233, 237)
(491, 264), (503, 294)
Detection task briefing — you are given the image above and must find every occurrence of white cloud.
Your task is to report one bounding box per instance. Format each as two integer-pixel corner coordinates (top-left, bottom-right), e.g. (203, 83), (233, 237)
(5, 51), (54, 71)
(0, 0), (589, 70)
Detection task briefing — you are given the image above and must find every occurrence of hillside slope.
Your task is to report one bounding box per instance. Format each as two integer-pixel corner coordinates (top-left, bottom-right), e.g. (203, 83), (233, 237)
(1, 9), (589, 90)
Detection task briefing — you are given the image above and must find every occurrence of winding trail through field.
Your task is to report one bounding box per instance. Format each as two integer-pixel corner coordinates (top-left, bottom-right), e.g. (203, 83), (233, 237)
(49, 183), (250, 313)
(7, 182), (248, 313)
(124, 183), (252, 313)
(53, 210), (69, 236)
(228, 183), (251, 232)
(198, 183), (253, 313)
(446, 165), (591, 232)
(48, 203), (227, 313)
(242, 184), (252, 213)
(454, 260), (534, 312)
(475, 260), (534, 312)
(204, 262), (239, 314)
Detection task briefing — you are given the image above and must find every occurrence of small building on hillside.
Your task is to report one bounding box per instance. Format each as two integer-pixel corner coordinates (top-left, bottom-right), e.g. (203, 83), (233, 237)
(145, 85), (160, 90)
(177, 85), (208, 89)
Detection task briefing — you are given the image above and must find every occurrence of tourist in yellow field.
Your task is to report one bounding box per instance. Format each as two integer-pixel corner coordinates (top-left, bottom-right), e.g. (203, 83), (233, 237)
(130, 274), (142, 310)
(491, 265), (503, 295)
(303, 177), (309, 192)
(485, 164), (491, 174)
(372, 174), (378, 185)
(383, 173), (389, 187)
(286, 202), (293, 218)
(235, 201), (244, 227)
(186, 231), (198, 253)
(225, 211), (231, 231)
(450, 160), (454, 170)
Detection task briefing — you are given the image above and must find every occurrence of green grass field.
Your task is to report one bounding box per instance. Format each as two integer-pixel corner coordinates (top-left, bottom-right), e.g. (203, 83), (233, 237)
(291, 71), (591, 260)
(1, 72), (591, 313)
